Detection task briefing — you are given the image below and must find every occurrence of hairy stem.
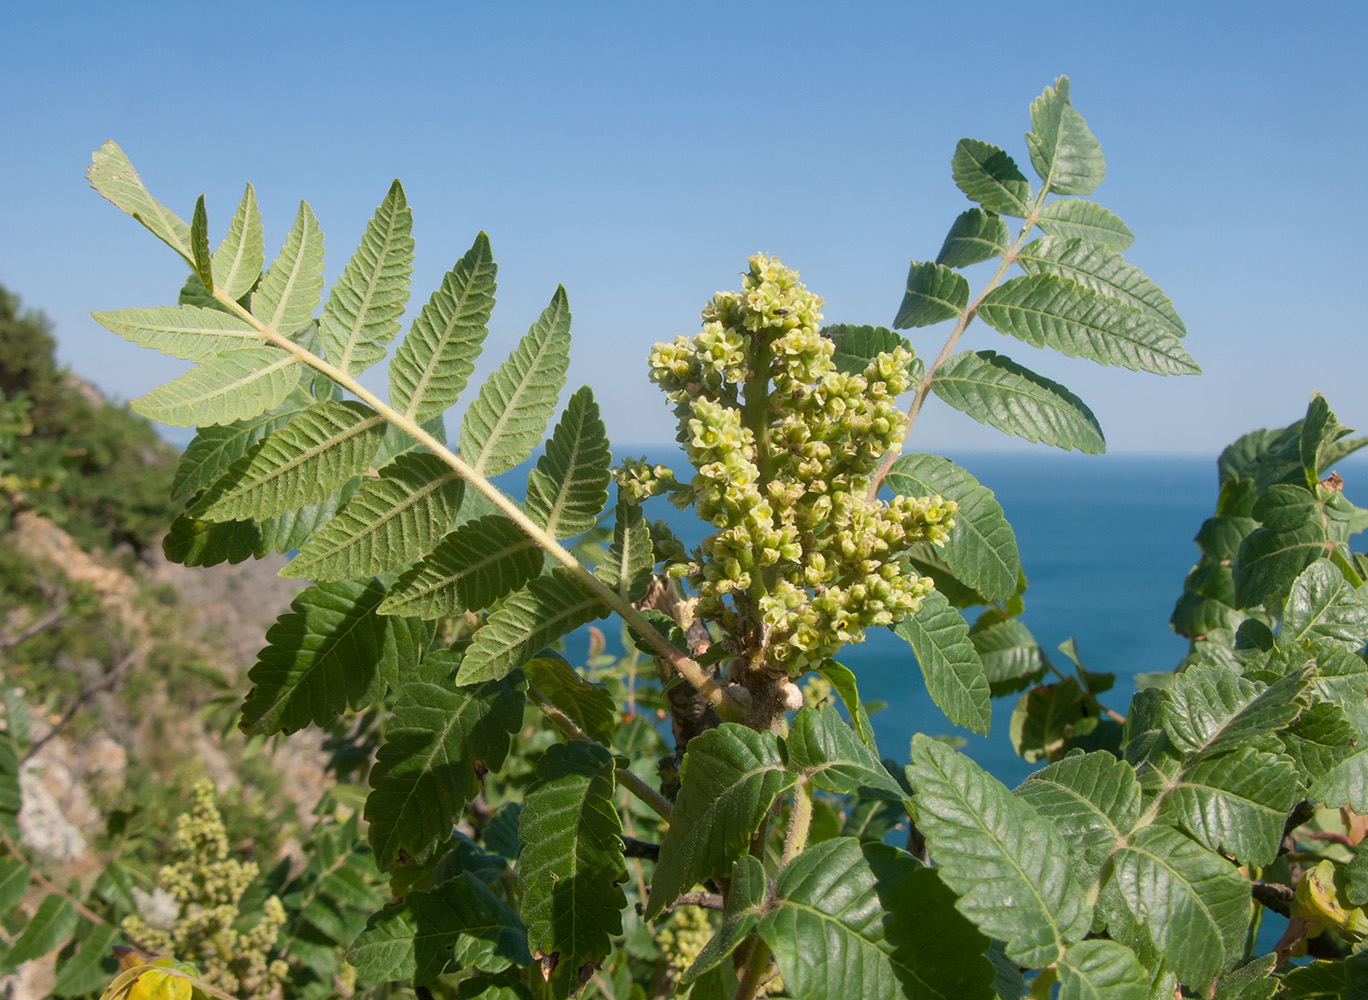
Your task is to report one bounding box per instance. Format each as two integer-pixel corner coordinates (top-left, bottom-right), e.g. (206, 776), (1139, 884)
(781, 778), (813, 866)
(214, 288), (742, 721)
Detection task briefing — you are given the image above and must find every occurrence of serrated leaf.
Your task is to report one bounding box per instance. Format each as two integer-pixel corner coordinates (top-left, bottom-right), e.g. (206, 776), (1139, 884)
(162, 513), (261, 567)
(284, 453), (464, 581)
(936, 209), (1010, 268)
(390, 231), (497, 421)
(211, 183), (264, 300)
(886, 453), (1020, 602)
(1234, 485), (1356, 608)
(321, 180), (414, 375)
(461, 286), (572, 476)
(257, 481), (356, 555)
(87, 141), (192, 261)
(978, 275), (1198, 376)
(788, 704), (905, 800)
(681, 855), (766, 984)
(366, 653), (523, 870)
(52, 922), (120, 998)
(906, 734), (1091, 967)
(822, 324), (916, 378)
(1016, 751), (1141, 885)
(1107, 825), (1249, 986)
(458, 568), (609, 684)
(406, 873), (532, 984)
(4, 893), (77, 964)
(1276, 952), (1368, 999)
(594, 499), (654, 602)
(1195, 516), (1259, 563)
(892, 590), (990, 735)
(190, 193), (214, 292)
(893, 260), (970, 329)
(816, 659), (878, 749)
(241, 579), (429, 735)
(1035, 199), (1134, 251)
(645, 724), (797, 918)
(518, 741), (626, 983)
(524, 386), (611, 538)
(172, 390), (315, 499)
(1163, 664), (1307, 757)
(929, 350), (1105, 453)
(1281, 559), (1368, 649)
(1016, 237), (1184, 339)
(1170, 563), (1245, 639)
(524, 657), (616, 745)
(951, 139), (1031, 217)
(1009, 678), (1090, 763)
(381, 514), (544, 619)
(252, 200), (325, 335)
(130, 346), (301, 427)
(193, 401), (385, 522)
(1057, 940), (1147, 1000)
(1155, 746), (1298, 866)
(92, 304), (262, 362)
(971, 615), (1046, 696)
(759, 839), (996, 1000)
(348, 903), (418, 982)
(1309, 744), (1368, 812)
(1024, 77), (1105, 196)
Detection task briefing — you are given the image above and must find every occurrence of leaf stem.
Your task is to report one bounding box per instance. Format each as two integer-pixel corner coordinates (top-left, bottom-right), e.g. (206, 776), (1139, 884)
(780, 778), (813, 866)
(731, 934), (775, 1000)
(213, 289), (742, 721)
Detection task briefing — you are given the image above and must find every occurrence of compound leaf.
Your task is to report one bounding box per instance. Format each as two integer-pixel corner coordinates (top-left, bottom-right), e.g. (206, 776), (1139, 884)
(211, 182), (264, 300)
(971, 615), (1046, 696)
(787, 704), (905, 801)
(4, 893), (77, 965)
(1162, 665), (1307, 758)
(892, 590), (991, 735)
(405, 873), (531, 984)
(130, 346), (301, 427)
(381, 515), (544, 619)
(929, 350), (1104, 454)
(906, 735), (1091, 967)
(171, 390), (316, 499)
(524, 656), (616, 746)
(92, 304), (262, 361)
(1016, 237), (1183, 339)
(893, 261), (970, 329)
(1015, 750), (1141, 885)
(951, 139), (1031, 217)
(681, 855), (766, 984)
(1057, 940), (1148, 1000)
(1155, 746), (1298, 866)
(1234, 485), (1356, 608)
(824, 325), (916, 378)
(594, 499), (654, 602)
(252, 200), (325, 336)
(461, 285), (571, 476)
(1281, 559), (1368, 649)
(1036, 199), (1134, 251)
(1024, 77), (1105, 196)
(936, 209), (1010, 268)
(322, 180), (414, 375)
(524, 386), (612, 539)
(283, 453), (464, 581)
(87, 141), (192, 262)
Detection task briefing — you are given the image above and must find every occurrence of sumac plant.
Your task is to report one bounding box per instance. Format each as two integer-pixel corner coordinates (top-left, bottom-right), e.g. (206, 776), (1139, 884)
(72, 77), (1368, 998)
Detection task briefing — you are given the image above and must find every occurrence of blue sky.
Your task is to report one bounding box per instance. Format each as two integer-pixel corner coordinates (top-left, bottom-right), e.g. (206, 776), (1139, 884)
(3, 1), (1364, 456)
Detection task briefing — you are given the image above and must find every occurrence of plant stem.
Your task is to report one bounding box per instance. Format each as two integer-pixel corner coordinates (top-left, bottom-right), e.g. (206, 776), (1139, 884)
(213, 288), (742, 721)
(731, 935), (774, 1000)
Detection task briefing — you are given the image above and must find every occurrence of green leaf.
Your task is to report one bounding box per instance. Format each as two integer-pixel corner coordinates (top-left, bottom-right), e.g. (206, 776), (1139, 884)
(951, 139), (1031, 217)
(283, 453), (464, 581)
(1057, 940), (1148, 1000)
(348, 903), (419, 982)
(1015, 750), (1141, 885)
(1234, 485), (1356, 608)
(171, 389), (315, 498)
(322, 180), (415, 375)
(408, 873), (532, 984)
(886, 453), (1020, 603)
(891, 590), (991, 735)
(381, 514), (544, 619)
(524, 656), (617, 746)
(52, 923), (120, 998)
(189, 193), (214, 292)
(91, 304), (262, 362)
(1009, 677), (1090, 763)
(241, 579), (429, 735)
(459, 568), (609, 684)
(1154, 746), (1298, 866)
(1171, 564), (1245, 639)
(4, 893), (77, 964)
(366, 654), (524, 870)
(758, 838), (996, 1000)
(390, 231), (497, 422)
(905, 735), (1091, 967)
(211, 183), (264, 301)
(1298, 392), (1352, 486)
(681, 855), (766, 984)
(971, 615), (1046, 697)
(252, 200), (325, 335)
(822, 325), (916, 378)
(893, 261), (970, 329)
(816, 659), (878, 749)
(162, 514), (261, 567)
(788, 704), (905, 800)
(1309, 745), (1368, 812)
(645, 724), (797, 918)
(87, 141), (193, 262)
(1162, 664), (1308, 757)
(594, 499), (654, 602)
(0, 857), (31, 916)
(936, 209), (1010, 268)
(1276, 952), (1368, 999)
(978, 275), (1198, 376)
(929, 350), (1105, 453)
(524, 386), (612, 538)
(130, 346), (301, 427)
(518, 741), (627, 984)
(1035, 199), (1134, 251)
(257, 482), (356, 556)
(461, 286), (572, 476)
(1016, 237), (1184, 339)
(193, 401), (386, 522)
(1106, 825), (1250, 986)
(1281, 558), (1368, 649)
(1024, 77), (1106, 196)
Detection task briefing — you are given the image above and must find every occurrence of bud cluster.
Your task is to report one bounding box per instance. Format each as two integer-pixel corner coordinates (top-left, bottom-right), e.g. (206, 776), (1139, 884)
(645, 254), (955, 673)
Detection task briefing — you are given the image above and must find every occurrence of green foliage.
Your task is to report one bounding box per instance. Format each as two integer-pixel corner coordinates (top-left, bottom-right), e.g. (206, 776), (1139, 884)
(64, 76), (1368, 1000)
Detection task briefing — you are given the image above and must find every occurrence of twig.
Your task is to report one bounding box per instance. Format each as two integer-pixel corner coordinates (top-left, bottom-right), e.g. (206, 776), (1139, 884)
(622, 836), (660, 861)
(0, 597), (68, 654)
(21, 646), (137, 765)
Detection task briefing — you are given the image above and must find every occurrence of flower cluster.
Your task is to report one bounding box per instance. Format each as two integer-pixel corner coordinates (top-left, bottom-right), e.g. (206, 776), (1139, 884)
(646, 254), (956, 674)
(123, 782), (289, 999)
